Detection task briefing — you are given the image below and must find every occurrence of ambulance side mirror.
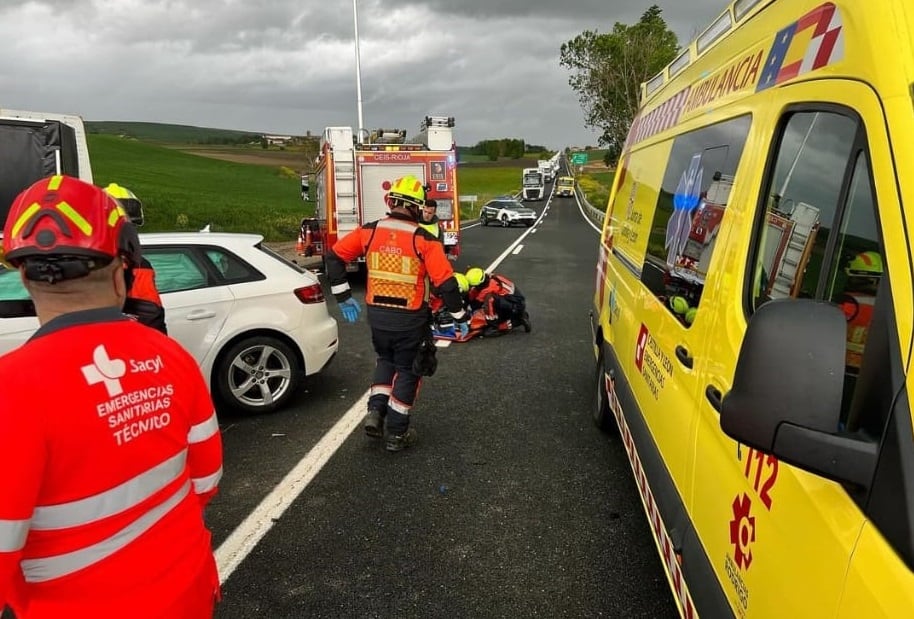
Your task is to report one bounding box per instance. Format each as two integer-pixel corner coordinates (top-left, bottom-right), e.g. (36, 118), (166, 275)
(720, 299), (878, 488)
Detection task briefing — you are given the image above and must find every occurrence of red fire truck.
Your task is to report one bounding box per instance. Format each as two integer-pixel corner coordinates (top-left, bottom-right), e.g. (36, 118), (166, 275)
(301, 115), (461, 269)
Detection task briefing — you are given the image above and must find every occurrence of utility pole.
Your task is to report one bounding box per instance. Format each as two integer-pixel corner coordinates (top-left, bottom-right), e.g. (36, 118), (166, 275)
(352, 0), (365, 140)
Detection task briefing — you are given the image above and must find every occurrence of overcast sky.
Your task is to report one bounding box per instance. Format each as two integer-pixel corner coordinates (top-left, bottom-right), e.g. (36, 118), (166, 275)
(0, 0), (725, 149)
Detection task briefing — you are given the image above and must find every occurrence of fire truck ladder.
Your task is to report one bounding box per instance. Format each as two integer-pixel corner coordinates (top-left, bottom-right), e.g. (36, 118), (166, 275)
(770, 201), (820, 298)
(333, 149), (359, 232)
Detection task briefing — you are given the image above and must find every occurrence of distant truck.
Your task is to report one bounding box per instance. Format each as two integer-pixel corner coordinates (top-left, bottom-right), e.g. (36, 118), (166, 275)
(555, 176), (575, 197)
(0, 108), (92, 231)
(538, 159), (554, 183)
(521, 168), (544, 201)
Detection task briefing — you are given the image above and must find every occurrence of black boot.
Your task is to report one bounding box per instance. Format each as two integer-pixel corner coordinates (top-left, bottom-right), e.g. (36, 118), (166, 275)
(521, 312), (532, 333)
(364, 407), (384, 438)
(385, 428), (417, 452)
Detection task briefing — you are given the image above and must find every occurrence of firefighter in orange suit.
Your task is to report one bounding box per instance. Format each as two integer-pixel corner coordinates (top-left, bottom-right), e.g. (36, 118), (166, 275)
(839, 250), (882, 371)
(0, 176), (223, 618)
(326, 174), (468, 452)
(104, 183), (167, 334)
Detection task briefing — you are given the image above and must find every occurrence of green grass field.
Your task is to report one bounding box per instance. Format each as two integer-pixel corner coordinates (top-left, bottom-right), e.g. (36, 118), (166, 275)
(88, 121), (260, 144)
(88, 135), (527, 240)
(89, 135), (308, 240)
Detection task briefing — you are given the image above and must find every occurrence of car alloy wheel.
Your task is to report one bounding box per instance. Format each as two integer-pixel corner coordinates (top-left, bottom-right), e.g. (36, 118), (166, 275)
(501, 214), (509, 227)
(215, 335), (302, 414)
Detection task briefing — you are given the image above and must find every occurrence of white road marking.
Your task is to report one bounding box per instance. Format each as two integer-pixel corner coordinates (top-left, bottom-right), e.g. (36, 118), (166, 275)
(216, 390), (369, 582)
(512, 245), (524, 255)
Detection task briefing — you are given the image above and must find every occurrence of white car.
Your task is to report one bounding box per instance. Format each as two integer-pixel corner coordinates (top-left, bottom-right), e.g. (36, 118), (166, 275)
(479, 198), (538, 227)
(0, 232), (339, 415)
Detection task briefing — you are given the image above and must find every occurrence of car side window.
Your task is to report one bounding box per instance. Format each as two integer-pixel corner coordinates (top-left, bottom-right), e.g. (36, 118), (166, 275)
(642, 114), (751, 327)
(144, 249), (208, 293)
(204, 248), (256, 282)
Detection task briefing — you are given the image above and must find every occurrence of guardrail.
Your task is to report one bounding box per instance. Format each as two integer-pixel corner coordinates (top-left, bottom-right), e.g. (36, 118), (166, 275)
(567, 162), (606, 228)
(577, 186), (606, 227)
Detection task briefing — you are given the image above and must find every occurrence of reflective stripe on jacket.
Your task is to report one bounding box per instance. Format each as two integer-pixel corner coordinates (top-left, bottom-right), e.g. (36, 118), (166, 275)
(0, 308), (222, 615)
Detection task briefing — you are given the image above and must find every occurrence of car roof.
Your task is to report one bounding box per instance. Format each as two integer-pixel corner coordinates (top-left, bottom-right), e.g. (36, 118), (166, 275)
(139, 231), (265, 248)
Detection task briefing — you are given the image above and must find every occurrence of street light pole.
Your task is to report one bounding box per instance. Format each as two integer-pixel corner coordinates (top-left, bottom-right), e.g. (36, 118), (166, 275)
(352, 0), (365, 140)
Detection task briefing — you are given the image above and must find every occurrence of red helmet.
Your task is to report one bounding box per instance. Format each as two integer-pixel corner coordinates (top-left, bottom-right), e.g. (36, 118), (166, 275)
(3, 175), (130, 267)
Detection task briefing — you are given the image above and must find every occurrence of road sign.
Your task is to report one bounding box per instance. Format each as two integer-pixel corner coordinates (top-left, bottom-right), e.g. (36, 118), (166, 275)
(459, 195), (478, 202)
(571, 152), (588, 165)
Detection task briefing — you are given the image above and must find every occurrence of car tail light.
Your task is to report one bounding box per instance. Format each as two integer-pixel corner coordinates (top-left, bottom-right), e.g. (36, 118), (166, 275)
(294, 283), (325, 304)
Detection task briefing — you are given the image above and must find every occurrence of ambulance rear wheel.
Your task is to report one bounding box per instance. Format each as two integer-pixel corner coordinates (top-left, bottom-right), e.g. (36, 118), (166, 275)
(592, 351), (615, 433)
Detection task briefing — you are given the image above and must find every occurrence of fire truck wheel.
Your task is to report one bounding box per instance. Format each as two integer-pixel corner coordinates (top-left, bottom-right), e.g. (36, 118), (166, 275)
(213, 335), (303, 415)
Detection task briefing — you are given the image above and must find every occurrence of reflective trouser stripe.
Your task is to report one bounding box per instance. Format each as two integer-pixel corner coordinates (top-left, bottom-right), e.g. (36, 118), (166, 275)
(389, 398), (412, 415)
(370, 384), (392, 397)
(31, 450), (187, 531)
(22, 480), (191, 583)
(0, 519), (30, 552)
(331, 283), (350, 295)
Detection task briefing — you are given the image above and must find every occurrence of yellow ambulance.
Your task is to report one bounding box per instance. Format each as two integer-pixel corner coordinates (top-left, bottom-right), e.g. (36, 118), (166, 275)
(590, 0), (914, 616)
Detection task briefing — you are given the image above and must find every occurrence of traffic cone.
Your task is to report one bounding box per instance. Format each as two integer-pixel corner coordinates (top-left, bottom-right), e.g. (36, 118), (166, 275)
(296, 230), (305, 255)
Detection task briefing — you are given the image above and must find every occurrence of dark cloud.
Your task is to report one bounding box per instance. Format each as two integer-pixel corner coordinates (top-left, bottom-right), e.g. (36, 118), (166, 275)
(0, 0), (725, 147)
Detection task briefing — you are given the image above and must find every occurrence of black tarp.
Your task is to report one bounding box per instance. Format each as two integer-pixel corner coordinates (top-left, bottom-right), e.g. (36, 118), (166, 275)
(0, 119), (80, 228)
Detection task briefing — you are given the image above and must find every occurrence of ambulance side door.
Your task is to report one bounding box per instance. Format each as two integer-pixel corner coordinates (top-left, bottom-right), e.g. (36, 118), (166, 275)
(632, 114), (753, 510)
(691, 81), (892, 617)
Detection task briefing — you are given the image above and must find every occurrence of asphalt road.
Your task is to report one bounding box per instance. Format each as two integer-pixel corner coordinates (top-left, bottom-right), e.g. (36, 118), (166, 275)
(207, 186), (680, 618)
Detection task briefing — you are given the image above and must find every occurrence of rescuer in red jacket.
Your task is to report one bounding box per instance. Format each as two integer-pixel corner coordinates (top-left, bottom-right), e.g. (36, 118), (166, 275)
(0, 175), (223, 618)
(326, 174), (469, 452)
(465, 267), (532, 335)
(104, 183), (167, 334)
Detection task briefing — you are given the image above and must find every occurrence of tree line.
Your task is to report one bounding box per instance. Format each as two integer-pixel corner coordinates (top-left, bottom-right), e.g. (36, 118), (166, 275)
(459, 139), (551, 161)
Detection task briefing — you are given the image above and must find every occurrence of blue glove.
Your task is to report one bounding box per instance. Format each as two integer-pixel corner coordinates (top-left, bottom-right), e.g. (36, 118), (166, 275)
(339, 298), (361, 323)
(457, 320), (469, 338)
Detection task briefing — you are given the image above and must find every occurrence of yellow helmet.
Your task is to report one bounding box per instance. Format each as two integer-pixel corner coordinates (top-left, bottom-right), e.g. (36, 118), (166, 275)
(465, 267), (486, 287)
(103, 183), (145, 226)
(388, 175), (426, 209)
(454, 272), (469, 293)
(846, 251), (883, 276)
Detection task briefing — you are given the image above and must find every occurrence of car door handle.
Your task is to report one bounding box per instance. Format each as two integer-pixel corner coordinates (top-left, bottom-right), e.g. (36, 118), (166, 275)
(186, 309), (216, 320)
(705, 385), (722, 413)
(675, 345), (693, 369)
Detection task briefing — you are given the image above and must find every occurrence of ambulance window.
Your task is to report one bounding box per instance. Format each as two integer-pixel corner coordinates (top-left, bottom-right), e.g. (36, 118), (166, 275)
(750, 111), (858, 307)
(642, 114), (751, 328)
(749, 109), (887, 427)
